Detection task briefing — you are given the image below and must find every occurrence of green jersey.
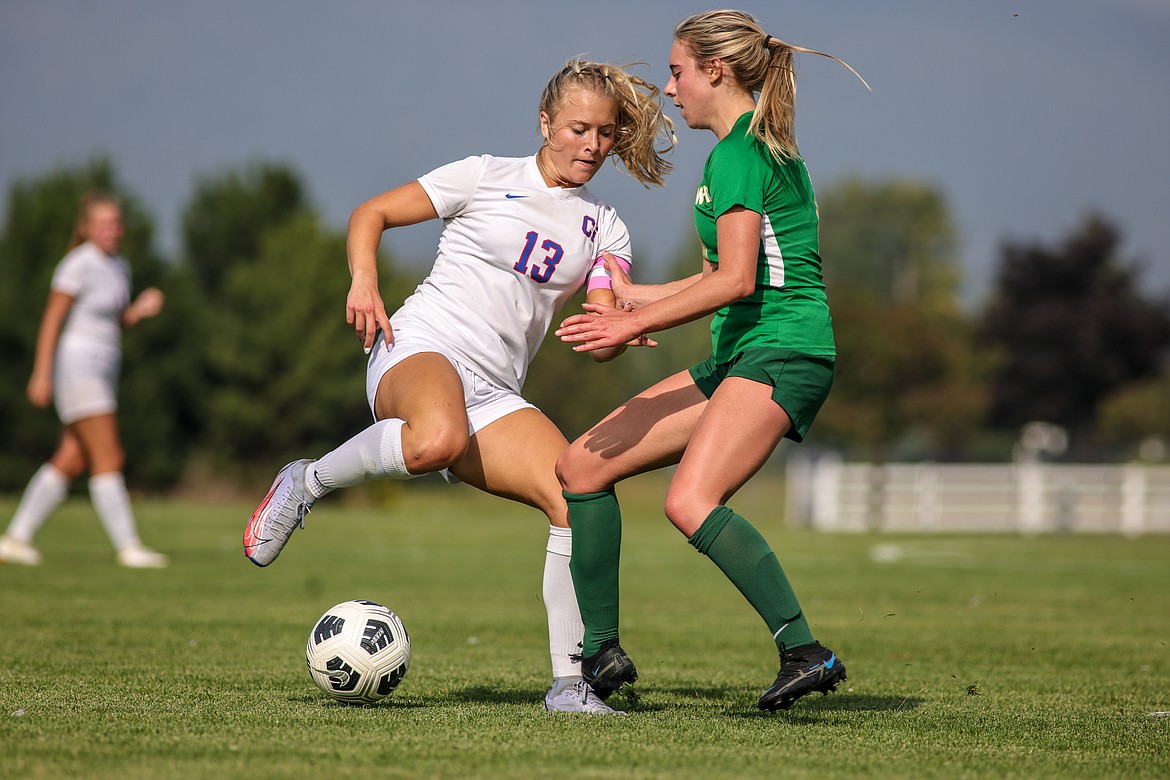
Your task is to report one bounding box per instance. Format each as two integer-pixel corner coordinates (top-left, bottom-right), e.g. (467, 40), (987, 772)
(694, 112), (835, 359)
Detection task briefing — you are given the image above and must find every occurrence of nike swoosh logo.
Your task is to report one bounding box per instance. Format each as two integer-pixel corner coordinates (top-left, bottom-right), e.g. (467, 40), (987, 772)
(823, 654), (837, 670)
(505, 193), (529, 199)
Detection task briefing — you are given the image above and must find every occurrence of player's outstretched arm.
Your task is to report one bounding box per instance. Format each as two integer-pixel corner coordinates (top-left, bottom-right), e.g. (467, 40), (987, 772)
(559, 209), (759, 353)
(346, 181), (440, 352)
(601, 250), (702, 312)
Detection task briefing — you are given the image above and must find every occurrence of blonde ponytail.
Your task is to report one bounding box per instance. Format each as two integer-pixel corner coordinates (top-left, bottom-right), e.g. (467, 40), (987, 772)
(675, 10), (867, 162)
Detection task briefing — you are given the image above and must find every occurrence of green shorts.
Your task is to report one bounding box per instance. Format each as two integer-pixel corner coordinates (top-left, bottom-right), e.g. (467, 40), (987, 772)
(688, 348), (835, 442)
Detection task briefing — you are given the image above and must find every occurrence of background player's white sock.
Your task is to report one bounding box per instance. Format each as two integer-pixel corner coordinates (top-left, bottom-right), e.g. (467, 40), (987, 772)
(89, 472), (141, 551)
(309, 418), (416, 498)
(5, 463), (69, 542)
(544, 525), (585, 681)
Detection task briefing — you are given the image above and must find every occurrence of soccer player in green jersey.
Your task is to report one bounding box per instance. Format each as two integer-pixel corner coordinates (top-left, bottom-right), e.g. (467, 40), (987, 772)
(555, 9), (865, 711)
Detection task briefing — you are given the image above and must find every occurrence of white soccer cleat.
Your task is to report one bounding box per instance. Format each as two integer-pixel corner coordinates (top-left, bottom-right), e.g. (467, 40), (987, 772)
(0, 535), (42, 566)
(117, 544), (169, 569)
(543, 680), (627, 715)
(243, 459), (316, 567)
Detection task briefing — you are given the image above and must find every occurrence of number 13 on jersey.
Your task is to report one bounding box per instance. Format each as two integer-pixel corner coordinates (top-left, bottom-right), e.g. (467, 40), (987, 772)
(513, 231), (564, 284)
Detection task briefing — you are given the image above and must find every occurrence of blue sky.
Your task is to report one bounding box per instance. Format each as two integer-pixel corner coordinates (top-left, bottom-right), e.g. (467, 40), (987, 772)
(2, 0), (1167, 305)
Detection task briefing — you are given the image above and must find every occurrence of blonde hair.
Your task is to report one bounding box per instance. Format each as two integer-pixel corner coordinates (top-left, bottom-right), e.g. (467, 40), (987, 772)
(68, 191), (121, 251)
(539, 59), (675, 187)
(674, 9), (867, 162)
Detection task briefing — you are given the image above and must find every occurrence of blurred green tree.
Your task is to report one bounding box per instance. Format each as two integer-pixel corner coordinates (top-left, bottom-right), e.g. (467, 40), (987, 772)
(813, 176), (988, 459)
(819, 175), (959, 306)
(172, 160), (438, 488)
(180, 162), (307, 294)
(200, 212), (381, 468)
(979, 212), (1170, 447)
(815, 288), (990, 460)
(1097, 373), (1170, 456)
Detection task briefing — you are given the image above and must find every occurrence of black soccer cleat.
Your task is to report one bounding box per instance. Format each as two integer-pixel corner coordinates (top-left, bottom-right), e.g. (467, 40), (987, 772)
(758, 641), (847, 711)
(575, 639), (638, 701)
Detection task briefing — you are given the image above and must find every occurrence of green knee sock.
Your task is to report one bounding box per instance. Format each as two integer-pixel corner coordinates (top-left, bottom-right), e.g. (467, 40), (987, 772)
(689, 506), (815, 652)
(565, 488), (622, 658)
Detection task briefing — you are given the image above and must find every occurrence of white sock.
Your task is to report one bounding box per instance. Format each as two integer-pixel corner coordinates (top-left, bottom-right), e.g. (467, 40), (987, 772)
(308, 418), (417, 498)
(89, 472), (141, 551)
(6, 463), (69, 543)
(543, 525), (585, 680)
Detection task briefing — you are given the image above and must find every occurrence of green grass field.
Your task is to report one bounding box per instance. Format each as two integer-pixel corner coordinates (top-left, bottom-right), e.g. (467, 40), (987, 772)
(1, 473), (1168, 779)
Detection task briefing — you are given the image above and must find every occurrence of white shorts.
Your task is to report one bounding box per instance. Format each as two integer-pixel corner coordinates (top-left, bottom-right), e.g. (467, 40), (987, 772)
(365, 329), (536, 437)
(53, 339), (120, 424)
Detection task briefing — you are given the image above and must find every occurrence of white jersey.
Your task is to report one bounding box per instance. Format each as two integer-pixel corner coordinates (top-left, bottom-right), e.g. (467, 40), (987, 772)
(50, 241), (131, 353)
(393, 154), (631, 393)
(48, 241), (131, 423)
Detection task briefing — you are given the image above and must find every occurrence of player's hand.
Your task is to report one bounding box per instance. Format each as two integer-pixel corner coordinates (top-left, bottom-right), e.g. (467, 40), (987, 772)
(626, 333), (657, 348)
(556, 303), (655, 352)
(602, 251), (649, 312)
(122, 287), (164, 327)
(133, 287), (165, 319)
(27, 371), (52, 409)
(346, 275), (392, 354)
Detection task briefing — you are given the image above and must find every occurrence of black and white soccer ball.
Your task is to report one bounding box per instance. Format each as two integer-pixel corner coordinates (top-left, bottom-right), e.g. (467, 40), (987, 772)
(305, 599), (411, 704)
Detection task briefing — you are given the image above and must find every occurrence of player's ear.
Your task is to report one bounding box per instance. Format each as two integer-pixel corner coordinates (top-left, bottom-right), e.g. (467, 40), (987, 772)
(707, 58), (725, 84)
(539, 111), (551, 142)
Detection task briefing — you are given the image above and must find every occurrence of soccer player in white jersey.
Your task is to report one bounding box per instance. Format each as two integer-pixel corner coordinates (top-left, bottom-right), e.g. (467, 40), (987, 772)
(0, 193), (168, 569)
(243, 60), (674, 714)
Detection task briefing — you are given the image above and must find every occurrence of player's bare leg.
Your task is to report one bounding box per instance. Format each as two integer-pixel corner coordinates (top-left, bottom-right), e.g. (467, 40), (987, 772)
(451, 409), (624, 714)
(246, 353), (470, 567)
(72, 413), (167, 568)
(1, 429), (85, 565)
(556, 368), (708, 495)
(669, 377), (845, 710)
(663, 377), (788, 536)
(554, 369), (708, 698)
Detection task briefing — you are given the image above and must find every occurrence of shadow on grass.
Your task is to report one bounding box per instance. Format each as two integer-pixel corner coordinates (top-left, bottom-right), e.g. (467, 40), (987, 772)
(604, 686), (924, 717)
(293, 685), (924, 715)
(449, 685), (675, 713)
(288, 693), (428, 710)
(727, 693), (924, 719)
(450, 685), (543, 707)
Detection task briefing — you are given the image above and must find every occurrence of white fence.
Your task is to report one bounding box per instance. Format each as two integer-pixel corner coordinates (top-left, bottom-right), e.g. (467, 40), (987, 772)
(785, 456), (1170, 534)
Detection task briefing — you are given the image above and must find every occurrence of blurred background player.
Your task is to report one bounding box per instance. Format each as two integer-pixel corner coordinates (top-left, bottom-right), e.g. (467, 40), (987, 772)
(0, 193), (168, 569)
(243, 60), (673, 714)
(555, 10), (865, 710)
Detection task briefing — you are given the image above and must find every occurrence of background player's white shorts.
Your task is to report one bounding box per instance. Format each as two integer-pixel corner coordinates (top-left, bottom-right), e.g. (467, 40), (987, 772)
(53, 339), (120, 424)
(365, 329), (536, 437)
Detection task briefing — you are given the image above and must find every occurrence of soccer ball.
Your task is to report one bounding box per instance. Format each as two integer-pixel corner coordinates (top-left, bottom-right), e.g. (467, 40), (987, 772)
(305, 599), (411, 704)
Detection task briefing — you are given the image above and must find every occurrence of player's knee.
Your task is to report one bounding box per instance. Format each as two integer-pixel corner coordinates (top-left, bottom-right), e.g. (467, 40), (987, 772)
(50, 451), (86, 480)
(663, 487), (709, 537)
(554, 450), (573, 490)
(404, 425), (468, 474)
(91, 447), (125, 475)
(534, 486), (570, 527)
(555, 445), (596, 494)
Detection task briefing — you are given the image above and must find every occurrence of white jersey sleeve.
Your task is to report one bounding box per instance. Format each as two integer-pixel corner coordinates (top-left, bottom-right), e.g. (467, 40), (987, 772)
(593, 198), (632, 262)
(417, 155), (486, 219)
(51, 250), (90, 297)
(393, 154), (630, 393)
